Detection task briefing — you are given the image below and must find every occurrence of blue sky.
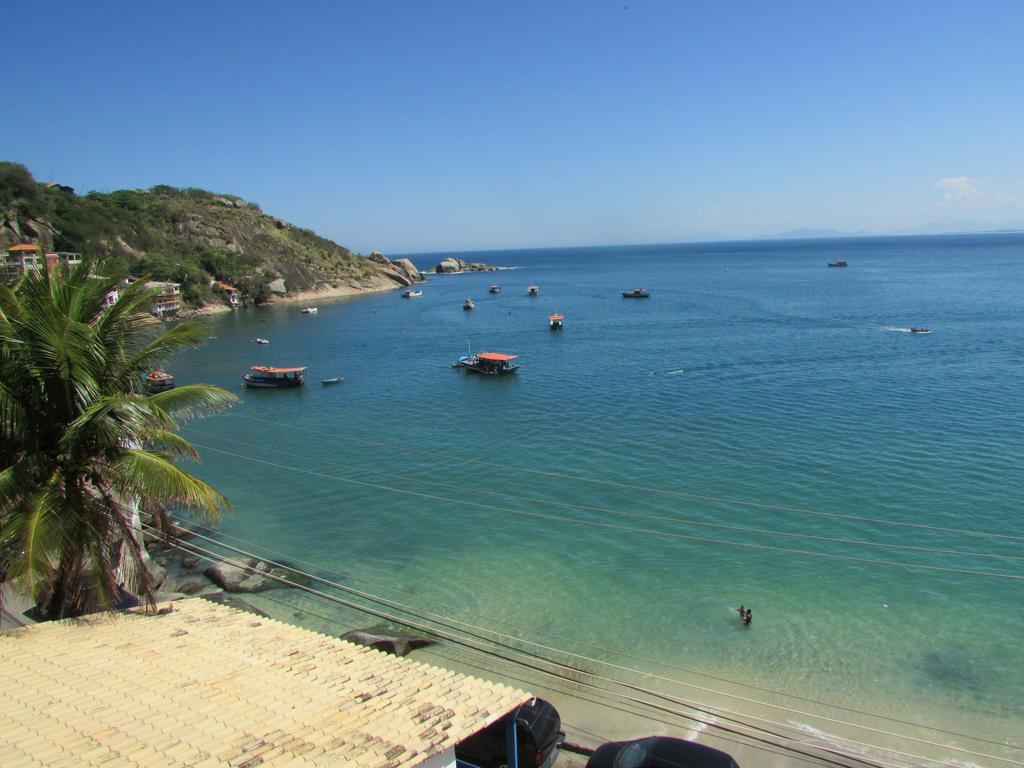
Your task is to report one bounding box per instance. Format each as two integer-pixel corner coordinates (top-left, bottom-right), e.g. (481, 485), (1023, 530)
(7, 1), (1024, 253)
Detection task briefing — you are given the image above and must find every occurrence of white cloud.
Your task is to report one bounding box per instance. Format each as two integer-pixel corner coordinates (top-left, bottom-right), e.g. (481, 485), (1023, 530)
(934, 176), (984, 201)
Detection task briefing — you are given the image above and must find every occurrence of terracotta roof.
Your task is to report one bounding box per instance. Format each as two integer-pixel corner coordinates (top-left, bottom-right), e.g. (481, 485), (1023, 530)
(0, 598), (530, 767)
(476, 352), (518, 362)
(6, 243), (38, 252)
(251, 365), (307, 374)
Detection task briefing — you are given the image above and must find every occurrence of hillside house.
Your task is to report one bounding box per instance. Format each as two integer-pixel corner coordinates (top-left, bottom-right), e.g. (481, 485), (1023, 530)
(144, 280), (181, 317)
(3, 243), (42, 279)
(212, 279), (241, 307)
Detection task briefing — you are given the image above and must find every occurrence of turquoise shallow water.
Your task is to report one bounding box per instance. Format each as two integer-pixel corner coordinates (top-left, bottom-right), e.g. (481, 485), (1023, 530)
(173, 234), (1024, 761)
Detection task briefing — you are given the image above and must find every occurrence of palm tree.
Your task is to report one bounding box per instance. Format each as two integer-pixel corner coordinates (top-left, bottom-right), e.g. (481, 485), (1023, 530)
(0, 260), (239, 619)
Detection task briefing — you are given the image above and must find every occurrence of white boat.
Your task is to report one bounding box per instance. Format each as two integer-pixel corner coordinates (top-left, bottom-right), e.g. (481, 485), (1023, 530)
(402, 289), (423, 298)
(301, 307), (318, 314)
(254, 337), (270, 344)
(463, 298), (475, 310)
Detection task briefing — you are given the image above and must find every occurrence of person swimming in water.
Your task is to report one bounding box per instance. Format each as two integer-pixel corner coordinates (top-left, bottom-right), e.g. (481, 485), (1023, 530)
(743, 608), (752, 626)
(737, 605), (745, 619)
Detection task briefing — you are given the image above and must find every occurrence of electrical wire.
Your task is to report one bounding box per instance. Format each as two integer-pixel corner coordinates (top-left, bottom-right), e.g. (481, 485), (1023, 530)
(187, 441), (1024, 581)
(227, 412), (1024, 544)
(167, 513), (1022, 753)
(147, 523), (1023, 766)
(188, 429), (1024, 565)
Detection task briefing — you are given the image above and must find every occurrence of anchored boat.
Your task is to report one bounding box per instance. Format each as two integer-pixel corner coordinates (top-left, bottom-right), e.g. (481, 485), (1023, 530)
(622, 288), (650, 298)
(463, 298), (476, 310)
(549, 314), (564, 330)
(301, 307), (318, 314)
(489, 285), (501, 294)
(527, 285), (539, 296)
(828, 260), (848, 268)
(402, 289), (422, 298)
(455, 351), (520, 375)
(143, 370), (175, 394)
(242, 365), (307, 388)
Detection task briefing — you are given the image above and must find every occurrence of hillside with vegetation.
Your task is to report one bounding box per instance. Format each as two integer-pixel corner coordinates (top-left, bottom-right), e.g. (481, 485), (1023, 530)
(0, 162), (420, 307)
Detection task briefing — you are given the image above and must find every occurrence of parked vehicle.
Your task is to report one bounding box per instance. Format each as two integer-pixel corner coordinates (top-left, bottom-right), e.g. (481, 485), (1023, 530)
(585, 736), (739, 768)
(455, 697), (564, 768)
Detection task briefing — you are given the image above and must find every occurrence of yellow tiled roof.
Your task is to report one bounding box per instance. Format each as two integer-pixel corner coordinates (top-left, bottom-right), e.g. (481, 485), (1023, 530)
(0, 599), (531, 767)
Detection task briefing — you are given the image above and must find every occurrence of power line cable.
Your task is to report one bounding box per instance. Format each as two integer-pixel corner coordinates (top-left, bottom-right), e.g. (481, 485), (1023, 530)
(187, 442), (1024, 581)
(169, 513), (1021, 753)
(150, 523), (1023, 766)
(188, 429), (1024, 564)
(227, 412), (1024, 544)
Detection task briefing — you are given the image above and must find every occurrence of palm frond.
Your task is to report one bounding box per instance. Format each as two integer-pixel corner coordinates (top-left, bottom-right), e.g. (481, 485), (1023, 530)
(114, 448), (231, 523)
(147, 384), (240, 423)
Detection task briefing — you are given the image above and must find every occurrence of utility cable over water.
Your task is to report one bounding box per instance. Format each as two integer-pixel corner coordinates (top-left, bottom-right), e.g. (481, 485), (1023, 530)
(163, 514), (1022, 754)
(142, 523), (1024, 767)
(188, 441), (1024, 581)
(227, 413), (1024, 544)
(187, 428), (1024, 564)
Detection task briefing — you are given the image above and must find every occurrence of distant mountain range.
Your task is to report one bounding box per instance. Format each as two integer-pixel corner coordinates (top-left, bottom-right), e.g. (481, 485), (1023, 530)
(764, 221), (1024, 240)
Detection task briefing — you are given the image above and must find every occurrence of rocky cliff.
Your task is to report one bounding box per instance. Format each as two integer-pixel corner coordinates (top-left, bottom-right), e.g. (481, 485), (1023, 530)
(0, 161), (421, 306)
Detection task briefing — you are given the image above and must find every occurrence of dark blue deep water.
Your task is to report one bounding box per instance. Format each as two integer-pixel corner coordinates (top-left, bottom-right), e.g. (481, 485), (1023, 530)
(173, 234), (1024, 760)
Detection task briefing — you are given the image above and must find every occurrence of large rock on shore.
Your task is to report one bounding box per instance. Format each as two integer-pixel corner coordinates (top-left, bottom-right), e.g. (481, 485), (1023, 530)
(434, 257), (498, 273)
(204, 557), (302, 593)
(341, 628), (437, 657)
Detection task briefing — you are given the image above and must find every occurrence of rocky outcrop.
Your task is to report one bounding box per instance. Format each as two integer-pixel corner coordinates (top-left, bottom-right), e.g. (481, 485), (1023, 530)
(341, 628), (437, 657)
(434, 257), (498, 273)
(203, 557), (310, 593)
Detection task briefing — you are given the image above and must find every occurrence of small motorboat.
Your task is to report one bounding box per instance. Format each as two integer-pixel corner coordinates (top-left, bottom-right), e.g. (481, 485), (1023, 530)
(828, 260), (848, 268)
(242, 365), (307, 388)
(321, 377), (343, 385)
(489, 285), (501, 294)
(254, 337), (270, 344)
(402, 289), (423, 298)
(910, 327), (931, 334)
(455, 351), (520, 375)
(143, 370), (175, 394)
(622, 288), (650, 298)
(463, 298), (476, 310)
(527, 285), (539, 296)
(549, 314), (564, 330)
(301, 307), (318, 314)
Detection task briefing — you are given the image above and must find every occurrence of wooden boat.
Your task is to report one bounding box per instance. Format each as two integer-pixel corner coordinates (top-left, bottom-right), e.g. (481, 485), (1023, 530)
(622, 288), (650, 298)
(910, 327), (931, 334)
(527, 285), (539, 296)
(549, 314), (564, 330)
(254, 337), (270, 344)
(242, 365), (307, 388)
(301, 307), (318, 314)
(321, 377), (343, 384)
(463, 298), (475, 310)
(455, 351), (520, 375)
(143, 370), (175, 394)
(828, 260), (848, 268)
(402, 289), (423, 298)
(489, 285), (501, 294)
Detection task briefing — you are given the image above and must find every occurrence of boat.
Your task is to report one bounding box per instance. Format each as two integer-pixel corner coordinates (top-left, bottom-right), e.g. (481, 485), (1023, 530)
(301, 307), (318, 314)
(254, 337), (270, 344)
(828, 260), (848, 268)
(242, 365), (307, 388)
(143, 370), (175, 393)
(527, 285), (539, 296)
(402, 289), (423, 298)
(455, 351), (520, 375)
(622, 288), (650, 298)
(321, 377), (343, 384)
(910, 327), (931, 334)
(489, 285), (501, 294)
(548, 314), (564, 330)
(463, 298), (475, 310)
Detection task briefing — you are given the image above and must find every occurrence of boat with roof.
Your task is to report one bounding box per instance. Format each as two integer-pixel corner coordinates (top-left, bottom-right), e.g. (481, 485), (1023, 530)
(463, 298), (476, 310)
(301, 306), (318, 313)
(143, 370), (175, 394)
(454, 351), (520, 375)
(402, 289), (422, 298)
(489, 284), (501, 294)
(549, 314), (564, 330)
(527, 285), (539, 296)
(828, 260), (848, 267)
(242, 365), (307, 388)
(622, 288), (650, 298)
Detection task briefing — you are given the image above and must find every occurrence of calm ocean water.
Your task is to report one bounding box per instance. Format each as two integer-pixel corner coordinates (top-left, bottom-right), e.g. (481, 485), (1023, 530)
(173, 234), (1024, 762)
